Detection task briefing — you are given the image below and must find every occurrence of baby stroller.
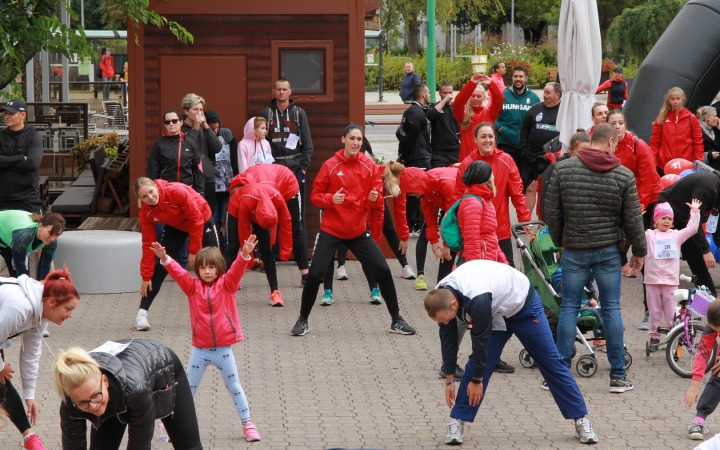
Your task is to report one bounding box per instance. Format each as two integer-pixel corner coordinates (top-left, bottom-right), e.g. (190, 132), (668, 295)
(511, 221), (633, 377)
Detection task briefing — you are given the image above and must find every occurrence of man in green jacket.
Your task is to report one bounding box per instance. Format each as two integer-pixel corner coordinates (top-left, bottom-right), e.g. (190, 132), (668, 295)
(545, 123), (646, 394)
(494, 66), (540, 172)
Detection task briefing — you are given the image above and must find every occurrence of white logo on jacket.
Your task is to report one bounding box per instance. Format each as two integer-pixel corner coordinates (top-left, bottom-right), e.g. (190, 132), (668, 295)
(337, 171), (344, 176)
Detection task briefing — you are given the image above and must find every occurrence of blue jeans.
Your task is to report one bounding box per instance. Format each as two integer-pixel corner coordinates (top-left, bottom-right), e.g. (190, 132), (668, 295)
(558, 246), (625, 379)
(451, 292), (587, 422)
(102, 76), (112, 99)
(187, 346), (251, 421)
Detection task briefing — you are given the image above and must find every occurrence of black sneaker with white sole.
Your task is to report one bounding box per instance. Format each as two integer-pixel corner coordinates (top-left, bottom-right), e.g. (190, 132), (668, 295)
(291, 317), (309, 336)
(390, 317), (416, 335)
(688, 421), (710, 440)
(540, 380), (549, 391)
(609, 377), (634, 393)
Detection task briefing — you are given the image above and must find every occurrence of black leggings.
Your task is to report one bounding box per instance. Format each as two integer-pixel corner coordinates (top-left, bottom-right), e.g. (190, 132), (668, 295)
(225, 215), (278, 292)
(301, 230), (401, 320)
(1, 348), (31, 435)
(498, 238), (515, 269)
(139, 220), (218, 311)
(86, 351), (202, 450)
(287, 192), (309, 270)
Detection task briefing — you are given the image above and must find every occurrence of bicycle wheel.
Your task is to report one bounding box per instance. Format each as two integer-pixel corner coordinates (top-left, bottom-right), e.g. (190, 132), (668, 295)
(666, 324), (707, 378)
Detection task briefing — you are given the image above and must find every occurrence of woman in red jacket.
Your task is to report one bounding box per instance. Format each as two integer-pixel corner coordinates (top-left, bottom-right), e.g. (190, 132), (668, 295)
(226, 183), (292, 306)
(134, 178), (218, 331)
(230, 164), (309, 283)
(453, 123), (532, 267)
(650, 87), (704, 175)
(99, 48), (114, 100)
(453, 73), (504, 161)
(291, 124), (416, 337)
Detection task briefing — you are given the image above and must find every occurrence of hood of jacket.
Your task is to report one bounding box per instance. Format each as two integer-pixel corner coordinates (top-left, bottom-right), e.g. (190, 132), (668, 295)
(0, 275), (45, 335)
(399, 167), (428, 197)
(464, 182), (495, 201)
(241, 118), (256, 143)
(576, 147), (621, 173)
(268, 98), (295, 113)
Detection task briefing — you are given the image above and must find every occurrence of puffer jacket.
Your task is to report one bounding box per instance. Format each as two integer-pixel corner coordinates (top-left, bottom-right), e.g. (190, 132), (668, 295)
(163, 254), (248, 348)
(399, 167), (457, 245)
(227, 183), (292, 261)
(311, 150), (383, 239)
(229, 164), (298, 201)
(650, 107), (704, 170)
(139, 180), (211, 281)
(453, 148), (531, 240)
(615, 132), (663, 210)
(146, 132), (204, 193)
(544, 147), (647, 255)
(457, 184), (508, 264)
(60, 339), (178, 450)
(453, 79), (504, 161)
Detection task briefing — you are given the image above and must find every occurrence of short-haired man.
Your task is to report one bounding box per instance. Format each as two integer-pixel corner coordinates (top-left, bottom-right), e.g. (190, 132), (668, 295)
(260, 78), (312, 284)
(399, 83), (432, 236)
(545, 123), (647, 394)
(519, 82), (562, 212)
(0, 99), (43, 213)
(494, 66), (541, 173)
(426, 81), (460, 168)
(400, 62), (421, 103)
(425, 260), (597, 445)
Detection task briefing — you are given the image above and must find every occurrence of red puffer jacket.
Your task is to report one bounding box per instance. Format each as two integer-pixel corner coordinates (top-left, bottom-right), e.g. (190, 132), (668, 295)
(650, 107), (704, 169)
(399, 167), (458, 245)
(229, 164), (299, 200)
(453, 148), (530, 240)
(163, 254), (248, 348)
(312, 150), (383, 239)
(227, 183), (292, 260)
(457, 184), (508, 264)
(453, 79), (504, 161)
(139, 180), (211, 281)
(615, 132), (663, 210)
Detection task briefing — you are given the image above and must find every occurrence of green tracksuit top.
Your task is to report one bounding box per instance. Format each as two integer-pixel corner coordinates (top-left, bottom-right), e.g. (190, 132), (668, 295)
(494, 86), (541, 148)
(0, 210), (44, 252)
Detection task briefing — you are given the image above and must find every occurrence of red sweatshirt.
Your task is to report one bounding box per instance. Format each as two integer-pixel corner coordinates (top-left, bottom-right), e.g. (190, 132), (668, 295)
(453, 79), (504, 161)
(650, 107), (704, 170)
(615, 132), (663, 210)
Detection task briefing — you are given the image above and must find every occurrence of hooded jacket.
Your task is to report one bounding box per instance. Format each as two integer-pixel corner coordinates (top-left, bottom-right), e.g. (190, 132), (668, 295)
(99, 54), (114, 79)
(458, 184), (508, 264)
(139, 180), (212, 280)
(453, 148), (530, 241)
(399, 167), (457, 245)
(615, 132), (663, 210)
(311, 150), (383, 239)
(227, 183), (292, 261)
(453, 79), (504, 161)
(229, 164), (298, 201)
(162, 253), (248, 348)
(494, 86), (541, 148)
(146, 132), (204, 193)
(0, 275), (45, 400)
(180, 123), (222, 181)
(260, 99), (314, 172)
(59, 339), (178, 450)
(235, 118), (274, 175)
(650, 107), (704, 170)
(0, 126), (43, 209)
(545, 147), (647, 254)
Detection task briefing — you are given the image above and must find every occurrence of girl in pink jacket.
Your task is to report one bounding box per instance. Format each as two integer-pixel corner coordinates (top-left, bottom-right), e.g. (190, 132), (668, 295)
(236, 117), (274, 174)
(645, 200), (701, 350)
(150, 237), (261, 442)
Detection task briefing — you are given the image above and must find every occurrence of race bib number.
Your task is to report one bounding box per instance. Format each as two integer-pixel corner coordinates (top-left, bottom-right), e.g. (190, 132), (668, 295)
(492, 316), (506, 331)
(91, 340), (132, 356)
(654, 238), (678, 259)
(707, 214), (718, 234)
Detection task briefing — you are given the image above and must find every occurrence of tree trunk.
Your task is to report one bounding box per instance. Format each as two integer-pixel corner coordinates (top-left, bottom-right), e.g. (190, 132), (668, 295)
(407, 16), (420, 56)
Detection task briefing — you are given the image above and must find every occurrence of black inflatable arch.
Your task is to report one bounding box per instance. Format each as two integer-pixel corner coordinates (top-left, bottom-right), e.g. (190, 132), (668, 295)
(624, 0), (720, 142)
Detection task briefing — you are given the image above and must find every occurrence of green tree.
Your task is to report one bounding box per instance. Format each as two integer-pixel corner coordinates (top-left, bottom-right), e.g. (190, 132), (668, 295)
(0, 0), (192, 94)
(607, 0), (689, 60)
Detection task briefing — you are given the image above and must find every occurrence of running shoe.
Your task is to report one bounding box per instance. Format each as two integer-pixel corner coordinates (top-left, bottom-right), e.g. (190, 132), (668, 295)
(242, 422), (261, 442)
(401, 265), (416, 279)
(688, 422), (710, 440)
(445, 419), (464, 445)
(390, 317), (416, 335)
(336, 265), (348, 280)
(370, 288), (383, 305)
(414, 274), (428, 290)
(574, 417), (599, 444)
(269, 290), (284, 307)
(609, 377), (634, 393)
(291, 317), (309, 336)
(320, 289), (334, 306)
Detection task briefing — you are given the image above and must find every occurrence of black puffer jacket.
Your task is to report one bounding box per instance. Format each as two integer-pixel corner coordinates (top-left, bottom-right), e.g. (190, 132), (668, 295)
(60, 339), (177, 450)
(544, 148), (647, 256)
(146, 133), (204, 193)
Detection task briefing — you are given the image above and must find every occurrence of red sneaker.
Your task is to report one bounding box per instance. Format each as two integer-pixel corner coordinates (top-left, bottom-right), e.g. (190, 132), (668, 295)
(269, 290), (284, 307)
(24, 434), (47, 450)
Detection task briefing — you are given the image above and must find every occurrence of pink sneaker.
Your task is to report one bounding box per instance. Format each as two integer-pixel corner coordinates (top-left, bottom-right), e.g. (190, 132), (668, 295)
(24, 434), (46, 450)
(243, 421), (261, 442)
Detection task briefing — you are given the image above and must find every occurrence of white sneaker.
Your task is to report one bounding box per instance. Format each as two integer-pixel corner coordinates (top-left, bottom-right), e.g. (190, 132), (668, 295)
(336, 265), (348, 280)
(401, 265), (416, 279)
(445, 418), (464, 445)
(135, 311), (150, 331)
(575, 417), (598, 444)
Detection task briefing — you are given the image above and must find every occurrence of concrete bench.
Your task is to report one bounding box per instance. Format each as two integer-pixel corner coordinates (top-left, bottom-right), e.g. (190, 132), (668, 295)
(53, 230), (141, 294)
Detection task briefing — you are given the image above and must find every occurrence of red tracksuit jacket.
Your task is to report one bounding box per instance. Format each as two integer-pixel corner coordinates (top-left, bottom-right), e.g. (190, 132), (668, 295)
(229, 164), (299, 200)
(650, 107), (704, 170)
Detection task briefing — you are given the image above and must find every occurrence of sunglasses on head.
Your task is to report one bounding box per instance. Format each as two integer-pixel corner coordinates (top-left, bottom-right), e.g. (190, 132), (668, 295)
(164, 119), (181, 125)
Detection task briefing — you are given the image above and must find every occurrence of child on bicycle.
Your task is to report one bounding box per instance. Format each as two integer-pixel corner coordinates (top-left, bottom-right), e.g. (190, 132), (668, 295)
(685, 299), (720, 440)
(150, 237), (262, 442)
(644, 200), (700, 351)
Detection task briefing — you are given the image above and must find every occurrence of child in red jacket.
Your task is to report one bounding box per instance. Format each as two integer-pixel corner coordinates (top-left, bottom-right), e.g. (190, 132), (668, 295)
(150, 237), (261, 442)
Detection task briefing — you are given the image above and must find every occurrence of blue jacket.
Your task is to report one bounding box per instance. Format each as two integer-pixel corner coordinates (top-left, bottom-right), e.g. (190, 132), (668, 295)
(494, 86), (541, 148)
(400, 72), (421, 102)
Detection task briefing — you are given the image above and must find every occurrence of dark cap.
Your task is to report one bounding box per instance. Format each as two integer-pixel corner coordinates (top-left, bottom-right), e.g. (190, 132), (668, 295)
(462, 160), (493, 186)
(613, 66), (623, 73)
(205, 110), (220, 124)
(1, 99), (26, 113)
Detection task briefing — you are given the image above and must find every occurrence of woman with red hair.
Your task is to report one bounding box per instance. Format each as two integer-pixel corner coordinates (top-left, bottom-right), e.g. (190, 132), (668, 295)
(0, 267), (80, 450)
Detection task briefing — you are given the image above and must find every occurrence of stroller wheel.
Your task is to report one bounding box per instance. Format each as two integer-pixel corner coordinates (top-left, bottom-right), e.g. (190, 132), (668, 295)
(624, 350), (633, 370)
(645, 341), (650, 357)
(576, 355), (597, 377)
(519, 349), (535, 368)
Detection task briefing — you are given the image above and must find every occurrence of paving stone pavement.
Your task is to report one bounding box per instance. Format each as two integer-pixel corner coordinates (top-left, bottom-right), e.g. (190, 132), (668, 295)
(1, 237), (716, 449)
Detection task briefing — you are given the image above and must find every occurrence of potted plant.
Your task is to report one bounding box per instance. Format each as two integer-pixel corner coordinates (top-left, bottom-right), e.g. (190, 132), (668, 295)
(600, 59), (615, 83)
(69, 133), (121, 174)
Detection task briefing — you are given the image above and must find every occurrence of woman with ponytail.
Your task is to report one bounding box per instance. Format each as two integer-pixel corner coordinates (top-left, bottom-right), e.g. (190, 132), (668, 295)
(0, 211), (64, 280)
(0, 267), (80, 450)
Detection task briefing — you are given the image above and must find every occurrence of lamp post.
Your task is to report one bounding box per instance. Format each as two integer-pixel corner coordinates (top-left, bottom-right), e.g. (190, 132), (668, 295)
(427, 0), (436, 102)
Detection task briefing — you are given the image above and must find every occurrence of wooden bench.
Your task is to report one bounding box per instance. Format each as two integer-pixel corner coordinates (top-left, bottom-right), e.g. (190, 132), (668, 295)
(365, 103), (410, 115)
(77, 216), (140, 232)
